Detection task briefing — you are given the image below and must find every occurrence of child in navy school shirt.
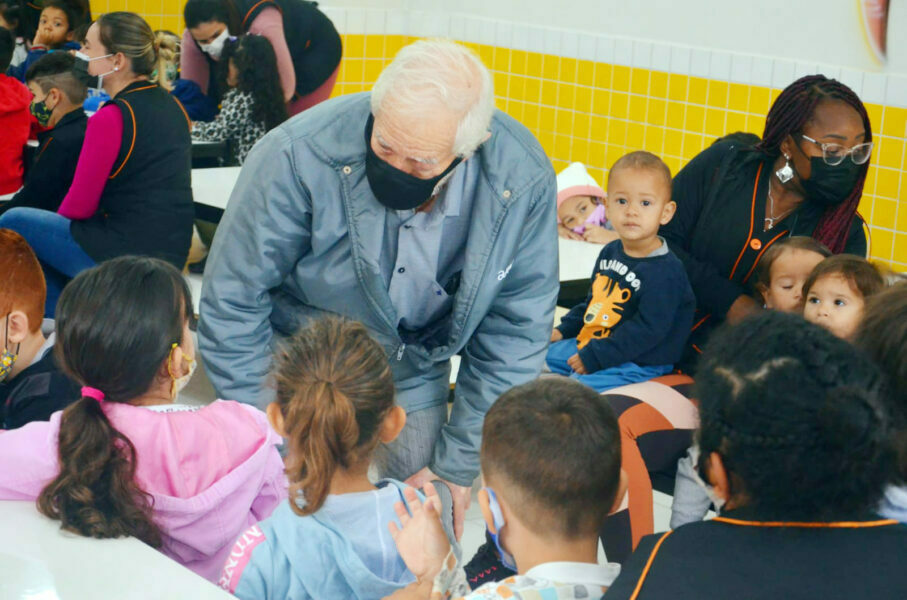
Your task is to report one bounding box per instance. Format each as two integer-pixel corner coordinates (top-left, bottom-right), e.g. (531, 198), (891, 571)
(547, 151), (695, 392)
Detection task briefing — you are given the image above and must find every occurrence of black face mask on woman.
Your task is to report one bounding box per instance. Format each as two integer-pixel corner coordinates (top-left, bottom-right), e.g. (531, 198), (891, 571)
(799, 157), (862, 207)
(364, 115), (462, 211)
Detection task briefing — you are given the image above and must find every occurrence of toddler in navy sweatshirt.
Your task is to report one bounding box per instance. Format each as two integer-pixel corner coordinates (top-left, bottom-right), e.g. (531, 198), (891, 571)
(547, 151), (695, 392)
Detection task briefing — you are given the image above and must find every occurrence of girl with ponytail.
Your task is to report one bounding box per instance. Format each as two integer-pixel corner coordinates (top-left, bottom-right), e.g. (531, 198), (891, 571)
(0, 256), (286, 583)
(218, 317), (448, 600)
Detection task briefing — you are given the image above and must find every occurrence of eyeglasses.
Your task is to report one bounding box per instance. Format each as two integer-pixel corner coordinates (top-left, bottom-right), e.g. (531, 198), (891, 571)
(799, 134), (873, 166)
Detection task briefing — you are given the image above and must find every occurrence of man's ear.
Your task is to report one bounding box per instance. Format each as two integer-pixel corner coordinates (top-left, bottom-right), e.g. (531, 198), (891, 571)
(6, 310), (31, 346)
(379, 405), (406, 443)
(609, 469), (629, 514)
(266, 402), (287, 437)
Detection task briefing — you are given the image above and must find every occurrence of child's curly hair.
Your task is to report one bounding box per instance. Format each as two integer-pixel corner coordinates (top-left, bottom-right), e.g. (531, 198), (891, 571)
(222, 34), (288, 132)
(695, 311), (895, 520)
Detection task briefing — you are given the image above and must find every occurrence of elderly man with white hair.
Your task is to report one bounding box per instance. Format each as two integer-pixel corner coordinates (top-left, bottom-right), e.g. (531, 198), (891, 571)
(198, 39), (558, 537)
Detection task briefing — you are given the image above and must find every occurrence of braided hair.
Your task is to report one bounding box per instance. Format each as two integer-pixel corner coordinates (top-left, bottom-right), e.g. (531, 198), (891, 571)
(755, 75), (871, 254)
(695, 311), (894, 520)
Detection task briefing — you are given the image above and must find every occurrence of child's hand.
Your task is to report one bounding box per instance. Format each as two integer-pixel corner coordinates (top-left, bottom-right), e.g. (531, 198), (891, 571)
(557, 224), (583, 241)
(567, 353), (587, 374)
(550, 329), (563, 342)
(583, 225), (619, 245)
(389, 483), (451, 585)
(32, 32), (47, 47)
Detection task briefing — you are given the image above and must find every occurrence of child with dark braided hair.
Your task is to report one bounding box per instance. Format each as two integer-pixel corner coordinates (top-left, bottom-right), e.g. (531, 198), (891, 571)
(606, 311), (907, 599)
(662, 74), (873, 374)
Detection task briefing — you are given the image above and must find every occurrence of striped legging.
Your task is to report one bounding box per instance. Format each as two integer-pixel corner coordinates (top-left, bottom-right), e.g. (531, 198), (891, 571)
(599, 375), (699, 564)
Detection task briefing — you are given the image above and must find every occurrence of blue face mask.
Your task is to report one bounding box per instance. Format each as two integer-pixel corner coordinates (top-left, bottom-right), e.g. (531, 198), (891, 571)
(483, 487), (517, 571)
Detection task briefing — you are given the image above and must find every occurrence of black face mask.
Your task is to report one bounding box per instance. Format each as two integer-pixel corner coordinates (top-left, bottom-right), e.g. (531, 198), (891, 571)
(364, 115), (462, 211)
(794, 141), (862, 207)
(72, 56), (99, 89)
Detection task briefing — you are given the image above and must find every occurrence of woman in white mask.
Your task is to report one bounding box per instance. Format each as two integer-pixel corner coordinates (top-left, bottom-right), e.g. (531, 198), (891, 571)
(180, 0), (342, 116)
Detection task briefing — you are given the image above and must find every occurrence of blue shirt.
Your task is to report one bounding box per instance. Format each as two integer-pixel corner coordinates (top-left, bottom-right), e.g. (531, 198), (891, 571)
(380, 159), (478, 335)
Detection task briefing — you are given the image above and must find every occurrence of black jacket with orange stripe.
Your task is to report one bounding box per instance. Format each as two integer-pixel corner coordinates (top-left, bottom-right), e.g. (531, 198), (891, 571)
(0, 108), (87, 217)
(605, 507), (907, 599)
(660, 141), (866, 371)
(70, 81), (193, 269)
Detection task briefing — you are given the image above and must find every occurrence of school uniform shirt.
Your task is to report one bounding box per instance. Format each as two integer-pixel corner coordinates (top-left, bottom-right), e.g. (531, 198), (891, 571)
(0, 330), (80, 430)
(556, 239), (695, 373)
(0, 73), (31, 195)
(0, 108), (87, 217)
(191, 88), (267, 166)
(220, 480), (419, 599)
(0, 400), (288, 582)
(604, 507), (907, 599)
(458, 561), (621, 600)
(661, 141), (866, 367)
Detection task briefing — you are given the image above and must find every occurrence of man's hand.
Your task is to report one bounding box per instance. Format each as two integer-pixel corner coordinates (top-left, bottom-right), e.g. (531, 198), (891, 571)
(726, 294), (761, 324)
(388, 483), (451, 584)
(582, 225), (619, 245)
(406, 467), (472, 541)
(557, 224), (583, 241)
(567, 353), (587, 374)
(550, 328), (563, 342)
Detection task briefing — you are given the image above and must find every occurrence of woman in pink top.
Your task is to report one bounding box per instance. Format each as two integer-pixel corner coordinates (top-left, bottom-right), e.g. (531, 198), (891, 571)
(0, 256), (287, 583)
(181, 0), (342, 116)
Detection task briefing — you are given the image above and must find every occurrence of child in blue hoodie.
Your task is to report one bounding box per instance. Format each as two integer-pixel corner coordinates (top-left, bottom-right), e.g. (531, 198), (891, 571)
(219, 317), (454, 599)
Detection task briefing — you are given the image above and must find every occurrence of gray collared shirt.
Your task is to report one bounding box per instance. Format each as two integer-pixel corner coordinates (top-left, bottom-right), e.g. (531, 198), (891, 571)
(380, 159), (479, 333)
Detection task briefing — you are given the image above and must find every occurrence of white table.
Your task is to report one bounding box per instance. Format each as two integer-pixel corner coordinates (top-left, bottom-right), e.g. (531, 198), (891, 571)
(192, 166), (241, 211)
(558, 237), (601, 282)
(0, 501), (233, 600)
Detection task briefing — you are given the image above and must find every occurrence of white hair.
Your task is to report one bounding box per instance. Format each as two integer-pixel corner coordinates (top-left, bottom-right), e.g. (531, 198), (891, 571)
(371, 38), (494, 157)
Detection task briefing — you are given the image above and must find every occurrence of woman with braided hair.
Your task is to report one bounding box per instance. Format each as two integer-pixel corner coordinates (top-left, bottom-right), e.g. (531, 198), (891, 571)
(662, 75), (873, 373)
(605, 311), (907, 599)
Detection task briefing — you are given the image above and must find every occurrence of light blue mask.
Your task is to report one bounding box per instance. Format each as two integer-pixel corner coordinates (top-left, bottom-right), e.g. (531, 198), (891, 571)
(483, 487), (517, 571)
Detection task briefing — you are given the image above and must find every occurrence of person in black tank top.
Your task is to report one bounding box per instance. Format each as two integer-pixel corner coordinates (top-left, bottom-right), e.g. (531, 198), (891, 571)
(605, 312), (907, 600)
(0, 12), (192, 317)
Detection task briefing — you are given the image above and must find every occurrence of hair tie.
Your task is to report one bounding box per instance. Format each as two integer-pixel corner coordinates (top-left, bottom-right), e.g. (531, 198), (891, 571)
(81, 386), (105, 402)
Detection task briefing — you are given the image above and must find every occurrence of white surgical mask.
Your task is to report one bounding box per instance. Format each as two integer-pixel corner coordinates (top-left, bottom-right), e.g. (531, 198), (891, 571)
(73, 50), (116, 92)
(199, 29), (230, 60)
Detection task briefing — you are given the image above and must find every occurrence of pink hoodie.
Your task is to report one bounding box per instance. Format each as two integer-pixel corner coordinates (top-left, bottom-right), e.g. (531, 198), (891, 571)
(0, 400), (288, 582)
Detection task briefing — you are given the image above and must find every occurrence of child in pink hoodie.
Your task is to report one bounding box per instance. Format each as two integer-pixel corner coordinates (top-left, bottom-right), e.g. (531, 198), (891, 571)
(0, 256), (287, 582)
